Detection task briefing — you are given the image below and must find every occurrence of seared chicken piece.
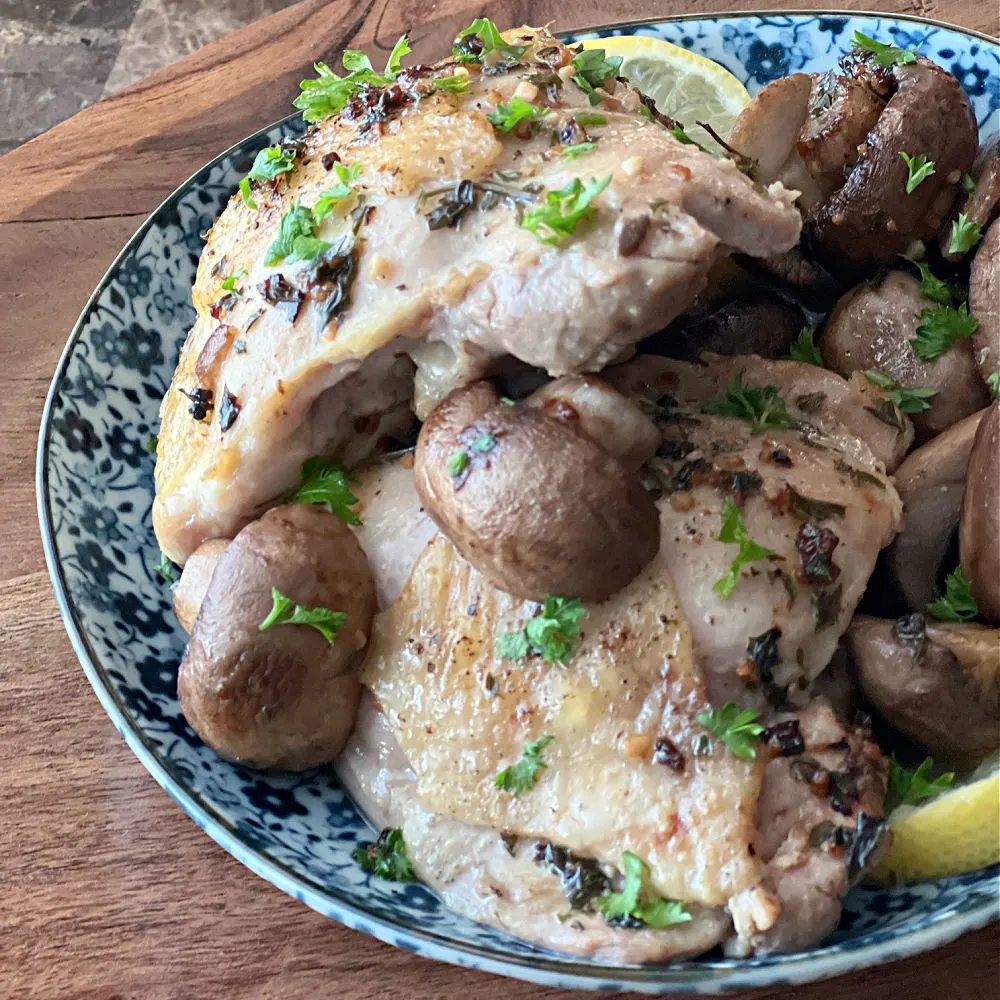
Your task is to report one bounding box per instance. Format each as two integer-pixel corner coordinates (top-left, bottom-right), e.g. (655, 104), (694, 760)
(153, 25), (801, 563)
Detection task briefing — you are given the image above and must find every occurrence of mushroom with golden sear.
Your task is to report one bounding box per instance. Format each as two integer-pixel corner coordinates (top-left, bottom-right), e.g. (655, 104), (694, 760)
(178, 503), (376, 770)
(960, 401), (1000, 623)
(820, 270), (989, 440)
(847, 613), (1000, 758)
(413, 380), (660, 602)
(885, 408), (986, 611)
(941, 136), (1000, 261)
(969, 221), (1000, 386)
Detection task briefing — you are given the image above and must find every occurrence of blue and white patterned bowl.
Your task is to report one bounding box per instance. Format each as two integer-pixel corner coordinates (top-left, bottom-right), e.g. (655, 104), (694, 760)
(37, 11), (999, 993)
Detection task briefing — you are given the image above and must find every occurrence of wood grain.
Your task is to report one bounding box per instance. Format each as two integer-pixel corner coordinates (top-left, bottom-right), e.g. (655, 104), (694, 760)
(0, 1), (996, 998)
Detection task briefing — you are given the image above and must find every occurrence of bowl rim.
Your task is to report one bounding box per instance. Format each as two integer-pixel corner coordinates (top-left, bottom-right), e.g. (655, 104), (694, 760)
(36, 8), (999, 993)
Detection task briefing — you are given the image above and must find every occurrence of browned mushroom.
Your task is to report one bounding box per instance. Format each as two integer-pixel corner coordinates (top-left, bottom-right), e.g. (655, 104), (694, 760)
(885, 409), (986, 610)
(414, 380), (660, 602)
(820, 271), (989, 439)
(812, 58), (978, 263)
(172, 538), (230, 633)
(848, 613), (1000, 757)
(941, 136), (1000, 260)
(969, 221), (1000, 385)
(178, 504), (376, 770)
(960, 401), (1000, 622)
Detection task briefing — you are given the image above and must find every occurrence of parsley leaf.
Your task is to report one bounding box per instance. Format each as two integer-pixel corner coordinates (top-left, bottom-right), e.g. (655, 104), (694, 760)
(487, 96), (550, 133)
(911, 303), (978, 360)
(571, 48), (622, 105)
(596, 852), (691, 929)
(713, 499), (780, 600)
(574, 111), (608, 127)
(559, 141), (597, 160)
(961, 172), (976, 196)
(948, 212), (983, 256)
(496, 596), (588, 664)
(433, 72), (470, 93)
(851, 30), (918, 67)
(784, 327), (825, 367)
(384, 35), (411, 78)
(927, 565), (978, 622)
(889, 756), (955, 806)
(312, 163), (363, 222)
(695, 702), (765, 759)
(221, 268), (247, 292)
(862, 369), (937, 413)
(293, 43), (398, 123)
(987, 369), (1000, 398)
(353, 828), (415, 881)
(265, 202), (327, 265)
(704, 372), (798, 434)
(911, 259), (962, 307)
(155, 551), (176, 584)
(240, 145), (298, 211)
(899, 151), (935, 194)
(521, 175), (612, 245)
(447, 449), (469, 476)
(290, 456), (362, 525)
(145, 434), (159, 455)
(494, 735), (554, 795)
(453, 17), (526, 67)
(258, 587), (346, 643)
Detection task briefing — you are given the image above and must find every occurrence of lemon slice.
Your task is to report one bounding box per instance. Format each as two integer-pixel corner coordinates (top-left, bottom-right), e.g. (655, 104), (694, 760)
(871, 766), (1000, 883)
(582, 35), (749, 137)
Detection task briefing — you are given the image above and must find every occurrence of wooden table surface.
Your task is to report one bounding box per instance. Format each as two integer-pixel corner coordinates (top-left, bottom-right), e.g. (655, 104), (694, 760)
(2, 1), (997, 997)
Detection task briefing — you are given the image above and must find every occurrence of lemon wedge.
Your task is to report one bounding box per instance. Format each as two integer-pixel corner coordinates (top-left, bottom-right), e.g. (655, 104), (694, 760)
(871, 765), (1000, 883)
(582, 35), (749, 137)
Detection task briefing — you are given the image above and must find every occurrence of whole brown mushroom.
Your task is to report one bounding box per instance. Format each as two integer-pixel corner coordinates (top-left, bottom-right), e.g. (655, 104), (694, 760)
(414, 380), (660, 602)
(178, 504), (376, 770)
(969, 221), (1000, 386)
(820, 270), (989, 440)
(960, 401), (1000, 623)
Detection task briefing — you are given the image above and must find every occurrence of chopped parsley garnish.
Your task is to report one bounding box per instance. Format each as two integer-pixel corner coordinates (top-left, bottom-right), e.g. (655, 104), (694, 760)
(889, 756), (955, 806)
(447, 449), (469, 476)
(574, 111), (608, 127)
(470, 432), (496, 453)
(453, 17), (526, 67)
(221, 268), (247, 292)
(899, 152), (935, 194)
(559, 141), (596, 160)
(927, 566), (978, 622)
(521, 175), (612, 246)
(293, 35), (410, 122)
(496, 596), (588, 664)
(704, 372), (798, 434)
(595, 851), (691, 929)
(494, 735), (554, 795)
(988, 369), (1000, 397)
(713, 499), (780, 600)
(312, 162), (363, 222)
(948, 212), (982, 256)
(487, 96), (549, 132)
(290, 456), (362, 525)
(353, 828), (415, 881)
(155, 551), (176, 584)
(571, 47), (622, 105)
(784, 327), (825, 367)
(695, 703), (765, 759)
(863, 369), (937, 413)
(264, 202), (329, 265)
(911, 259), (963, 307)
(258, 587), (346, 643)
(961, 172), (976, 196)
(239, 144), (297, 209)
(850, 30), (918, 67)
(911, 303), (978, 360)
(433, 73), (470, 93)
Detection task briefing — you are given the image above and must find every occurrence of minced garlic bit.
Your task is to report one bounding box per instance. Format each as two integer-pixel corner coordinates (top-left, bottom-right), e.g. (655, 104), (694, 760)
(623, 734), (652, 760)
(557, 63), (577, 82)
(513, 80), (539, 103)
(368, 253), (394, 282)
(620, 155), (645, 178)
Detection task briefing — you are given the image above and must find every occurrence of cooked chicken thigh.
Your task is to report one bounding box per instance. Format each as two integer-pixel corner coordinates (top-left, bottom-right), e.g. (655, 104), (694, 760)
(153, 25), (801, 563)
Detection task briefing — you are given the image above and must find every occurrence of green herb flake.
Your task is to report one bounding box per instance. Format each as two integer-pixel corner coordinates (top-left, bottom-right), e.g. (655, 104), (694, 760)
(494, 735), (554, 795)
(574, 111), (608, 128)
(927, 566), (978, 622)
(704, 372), (798, 434)
(595, 851), (691, 929)
(911, 303), (978, 360)
(911, 260), (962, 307)
(353, 827), (415, 881)
(265, 202), (326, 266)
(385, 35), (411, 77)
(433, 73), (470, 93)
(889, 756), (955, 806)
(447, 449), (470, 476)
(695, 702), (765, 759)
(471, 432), (497, 453)
(862, 368), (937, 413)
(290, 456), (362, 525)
(787, 485), (846, 522)
(258, 587), (346, 643)
(713, 498), (781, 600)
(145, 434), (159, 455)
(987, 369), (1000, 398)
(961, 172), (976, 196)
(521, 175), (612, 246)
(155, 551), (176, 584)
(784, 327), (825, 367)
(221, 267), (247, 292)
(312, 162), (363, 222)
(239, 144), (298, 208)
(487, 96), (550, 133)
(571, 47), (622, 105)
(948, 212), (983, 256)
(899, 151), (935, 194)
(499, 396), (516, 407)
(496, 596), (588, 664)
(559, 141), (597, 160)
(851, 30), (918, 67)
(453, 17), (526, 67)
